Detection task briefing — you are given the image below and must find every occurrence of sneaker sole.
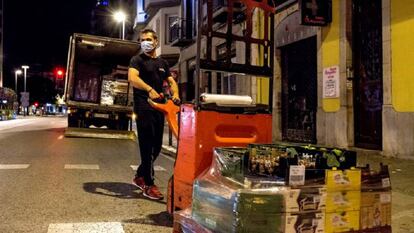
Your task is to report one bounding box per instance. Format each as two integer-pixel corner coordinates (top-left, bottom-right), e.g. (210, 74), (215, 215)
(143, 192), (164, 200)
(132, 182), (145, 191)
(135, 185), (145, 191)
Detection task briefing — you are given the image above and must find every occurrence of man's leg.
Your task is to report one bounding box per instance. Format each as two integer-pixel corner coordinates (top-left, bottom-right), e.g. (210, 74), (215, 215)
(151, 111), (165, 178)
(136, 111), (155, 186)
(141, 111), (165, 200)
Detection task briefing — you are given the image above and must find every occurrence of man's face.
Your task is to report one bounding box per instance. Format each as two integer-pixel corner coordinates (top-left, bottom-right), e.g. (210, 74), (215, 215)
(140, 32), (158, 48)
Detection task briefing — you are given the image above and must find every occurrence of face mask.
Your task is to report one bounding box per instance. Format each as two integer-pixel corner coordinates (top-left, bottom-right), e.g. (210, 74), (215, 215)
(141, 41), (155, 53)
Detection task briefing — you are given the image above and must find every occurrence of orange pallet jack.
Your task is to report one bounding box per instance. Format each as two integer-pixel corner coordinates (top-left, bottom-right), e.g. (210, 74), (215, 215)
(151, 0), (276, 213)
(149, 97), (272, 213)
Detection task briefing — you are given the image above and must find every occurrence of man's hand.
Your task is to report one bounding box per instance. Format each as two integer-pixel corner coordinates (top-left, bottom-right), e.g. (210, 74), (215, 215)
(172, 94), (181, 104)
(148, 89), (161, 100)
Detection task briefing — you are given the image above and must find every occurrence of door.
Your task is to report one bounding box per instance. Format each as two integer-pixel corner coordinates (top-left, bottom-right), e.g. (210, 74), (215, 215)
(281, 37), (317, 143)
(353, 0), (383, 150)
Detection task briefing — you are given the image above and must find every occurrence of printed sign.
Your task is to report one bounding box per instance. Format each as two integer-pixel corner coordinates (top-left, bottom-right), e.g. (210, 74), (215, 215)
(300, 0), (332, 26)
(289, 165), (306, 186)
(323, 66), (340, 98)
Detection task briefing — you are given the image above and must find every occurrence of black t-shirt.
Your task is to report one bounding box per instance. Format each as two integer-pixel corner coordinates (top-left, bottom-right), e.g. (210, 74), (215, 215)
(129, 53), (170, 111)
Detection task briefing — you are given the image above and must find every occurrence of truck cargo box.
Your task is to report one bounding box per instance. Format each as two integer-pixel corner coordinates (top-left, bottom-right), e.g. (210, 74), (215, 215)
(64, 34), (140, 135)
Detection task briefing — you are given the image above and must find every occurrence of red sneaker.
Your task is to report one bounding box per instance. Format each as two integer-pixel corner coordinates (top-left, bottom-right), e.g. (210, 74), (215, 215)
(143, 185), (164, 200)
(133, 177), (146, 191)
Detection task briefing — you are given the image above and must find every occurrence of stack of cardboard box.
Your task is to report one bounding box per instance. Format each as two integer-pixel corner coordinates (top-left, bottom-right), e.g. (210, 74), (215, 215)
(172, 144), (392, 233)
(325, 168), (362, 233)
(359, 164), (392, 233)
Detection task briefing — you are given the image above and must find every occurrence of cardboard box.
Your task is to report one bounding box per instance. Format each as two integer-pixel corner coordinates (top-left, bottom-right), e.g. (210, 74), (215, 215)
(326, 210), (360, 233)
(360, 191), (392, 229)
(360, 164), (391, 191)
(326, 191), (361, 212)
(284, 212), (325, 233)
(326, 169), (361, 191)
(285, 187), (327, 213)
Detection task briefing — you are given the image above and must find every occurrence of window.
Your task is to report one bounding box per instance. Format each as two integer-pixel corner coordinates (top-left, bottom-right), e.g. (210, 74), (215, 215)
(184, 0), (197, 38)
(166, 15), (179, 44)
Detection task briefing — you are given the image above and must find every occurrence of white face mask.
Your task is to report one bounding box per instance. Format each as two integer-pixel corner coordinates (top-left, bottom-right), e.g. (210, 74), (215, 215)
(141, 41), (155, 53)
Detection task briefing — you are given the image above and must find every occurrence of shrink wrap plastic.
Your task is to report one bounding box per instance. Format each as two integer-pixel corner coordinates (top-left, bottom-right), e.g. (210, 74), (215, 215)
(199, 93), (254, 106)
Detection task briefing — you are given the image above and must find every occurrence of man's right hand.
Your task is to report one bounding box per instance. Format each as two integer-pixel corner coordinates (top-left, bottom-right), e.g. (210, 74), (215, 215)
(148, 89), (161, 100)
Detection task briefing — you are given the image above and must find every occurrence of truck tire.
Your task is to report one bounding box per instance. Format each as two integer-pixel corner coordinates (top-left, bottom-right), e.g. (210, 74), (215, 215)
(68, 114), (78, 127)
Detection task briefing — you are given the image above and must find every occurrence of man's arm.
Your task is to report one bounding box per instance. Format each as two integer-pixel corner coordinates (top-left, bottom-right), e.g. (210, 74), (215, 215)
(167, 76), (180, 102)
(128, 67), (160, 99)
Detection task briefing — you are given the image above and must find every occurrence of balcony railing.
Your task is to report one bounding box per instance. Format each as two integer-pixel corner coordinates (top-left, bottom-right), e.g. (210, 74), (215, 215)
(145, 0), (180, 16)
(170, 19), (196, 47)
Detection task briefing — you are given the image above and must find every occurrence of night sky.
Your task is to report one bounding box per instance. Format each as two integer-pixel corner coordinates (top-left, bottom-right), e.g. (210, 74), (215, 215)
(3, 0), (97, 87)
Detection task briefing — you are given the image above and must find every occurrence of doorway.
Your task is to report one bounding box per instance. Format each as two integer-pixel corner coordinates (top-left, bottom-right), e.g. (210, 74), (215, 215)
(353, 0), (383, 150)
(281, 36), (317, 143)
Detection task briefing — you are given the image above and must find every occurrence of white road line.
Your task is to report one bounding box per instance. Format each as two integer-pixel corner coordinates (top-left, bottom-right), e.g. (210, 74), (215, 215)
(58, 135), (64, 140)
(154, 165), (166, 171)
(0, 164), (30, 169)
(130, 165), (166, 171)
(47, 222), (124, 233)
(64, 164), (100, 170)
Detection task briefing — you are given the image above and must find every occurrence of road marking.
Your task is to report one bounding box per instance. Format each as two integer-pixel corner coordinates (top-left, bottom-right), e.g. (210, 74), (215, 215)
(130, 165), (166, 171)
(64, 164), (100, 170)
(47, 222), (124, 233)
(0, 164), (30, 169)
(58, 135), (64, 140)
(154, 165), (166, 171)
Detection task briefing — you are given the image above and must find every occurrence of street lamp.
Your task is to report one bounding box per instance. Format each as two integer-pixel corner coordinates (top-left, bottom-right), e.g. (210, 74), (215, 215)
(21, 65), (29, 92)
(114, 11), (127, 40)
(14, 70), (22, 93)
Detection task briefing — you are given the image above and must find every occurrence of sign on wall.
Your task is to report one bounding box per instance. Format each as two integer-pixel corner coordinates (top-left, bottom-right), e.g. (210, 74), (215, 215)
(323, 66), (339, 98)
(300, 0), (332, 26)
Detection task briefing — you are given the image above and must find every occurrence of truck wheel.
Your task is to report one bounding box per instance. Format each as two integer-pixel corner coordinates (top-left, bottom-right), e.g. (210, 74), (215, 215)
(68, 114), (78, 127)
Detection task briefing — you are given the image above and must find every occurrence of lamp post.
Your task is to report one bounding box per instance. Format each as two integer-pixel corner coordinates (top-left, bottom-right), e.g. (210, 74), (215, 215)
(14, 70), (22, 93)
(21, 65), (29, 92)
(114, 11), (127, 40)
(21, 65), (29, 116)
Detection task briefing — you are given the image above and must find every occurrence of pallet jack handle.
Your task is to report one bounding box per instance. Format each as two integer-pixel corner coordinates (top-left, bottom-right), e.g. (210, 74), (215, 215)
(148, 98), (180, 139)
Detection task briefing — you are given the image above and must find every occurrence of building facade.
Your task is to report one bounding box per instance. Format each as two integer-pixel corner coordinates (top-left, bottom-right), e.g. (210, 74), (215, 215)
(273, 0), (414, 159)
(136, 0), (414, 159)
(0, 0), (3, 88)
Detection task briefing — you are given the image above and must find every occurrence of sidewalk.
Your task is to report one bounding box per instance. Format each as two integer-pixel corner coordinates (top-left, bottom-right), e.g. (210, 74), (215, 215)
(160, 130), (414, 232)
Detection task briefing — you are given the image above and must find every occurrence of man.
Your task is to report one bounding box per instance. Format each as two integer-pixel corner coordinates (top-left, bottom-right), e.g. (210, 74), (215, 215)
(128, 29), (180, 200)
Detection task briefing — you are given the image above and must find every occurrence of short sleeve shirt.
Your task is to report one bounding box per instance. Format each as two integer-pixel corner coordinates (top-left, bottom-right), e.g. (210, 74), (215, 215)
(129, 53), (171, 111)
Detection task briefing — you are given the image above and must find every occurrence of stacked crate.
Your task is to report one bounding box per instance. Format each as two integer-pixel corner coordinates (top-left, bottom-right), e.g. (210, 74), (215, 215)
(359, 164), (392, 233)
(325, 168), (361, 233)
(173, 143), (391, 233)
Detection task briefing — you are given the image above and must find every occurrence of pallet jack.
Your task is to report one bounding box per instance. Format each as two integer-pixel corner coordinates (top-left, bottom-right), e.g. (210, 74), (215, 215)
(150, 0), (276, 213)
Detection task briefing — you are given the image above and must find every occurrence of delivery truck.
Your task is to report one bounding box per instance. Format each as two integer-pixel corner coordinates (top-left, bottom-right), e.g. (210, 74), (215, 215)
(64, 34), (139, 139)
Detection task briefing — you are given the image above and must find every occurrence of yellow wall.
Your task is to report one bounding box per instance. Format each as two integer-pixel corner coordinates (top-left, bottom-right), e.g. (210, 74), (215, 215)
(321, 0), (340, 112)
(256, 9), (270, 105)
(391, 1), (414, 112)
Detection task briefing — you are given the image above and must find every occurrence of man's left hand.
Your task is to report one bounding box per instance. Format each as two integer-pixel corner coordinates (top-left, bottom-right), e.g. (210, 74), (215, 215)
(172, 94), (181, 104)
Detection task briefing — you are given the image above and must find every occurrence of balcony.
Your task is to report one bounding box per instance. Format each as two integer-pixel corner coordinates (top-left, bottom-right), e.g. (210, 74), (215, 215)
(212, 0), (246, 24)
(145, 0), (180, 17)
(170, 19), (196, 48)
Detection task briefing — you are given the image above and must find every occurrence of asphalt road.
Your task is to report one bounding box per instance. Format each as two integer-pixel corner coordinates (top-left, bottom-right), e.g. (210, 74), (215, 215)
(0, 116), (174, 233)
